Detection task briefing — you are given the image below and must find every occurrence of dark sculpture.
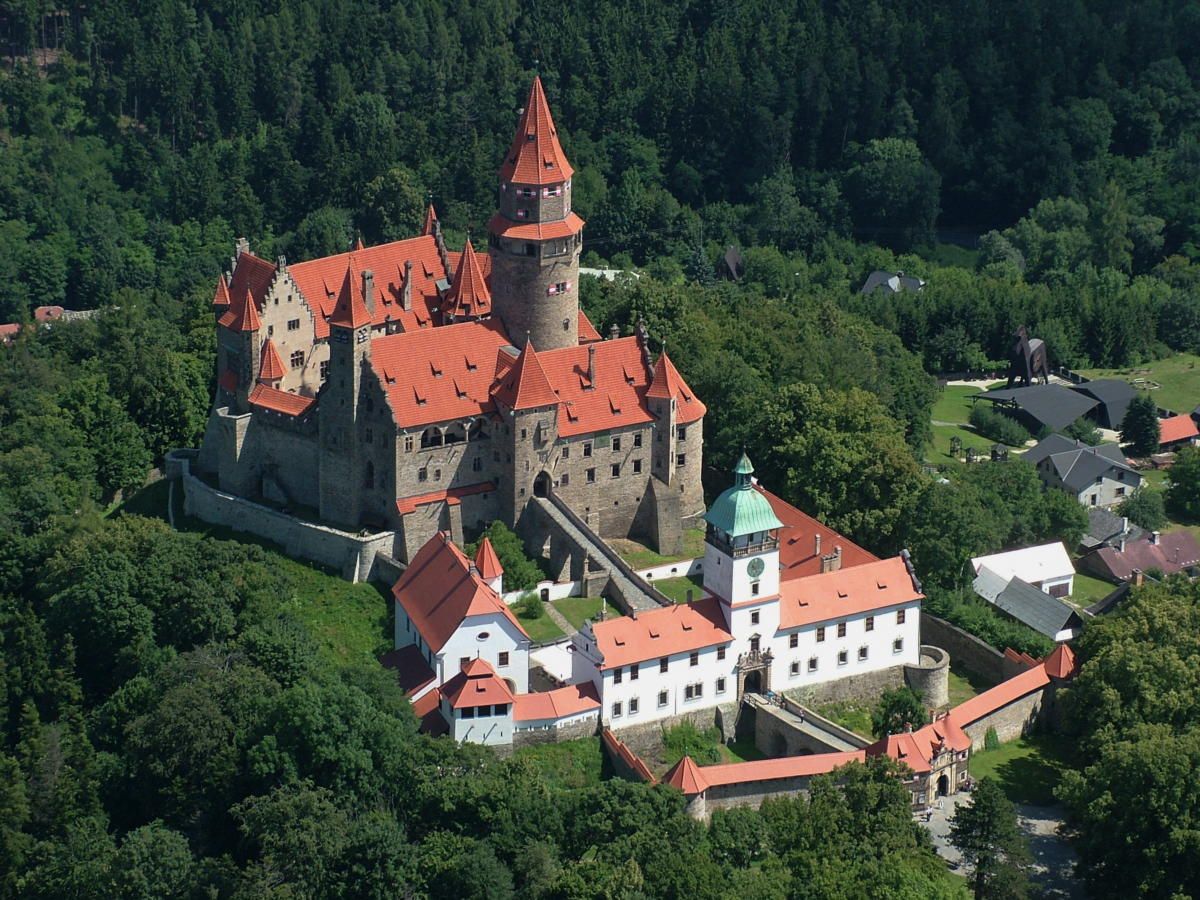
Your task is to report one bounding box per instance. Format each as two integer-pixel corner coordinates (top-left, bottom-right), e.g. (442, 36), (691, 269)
(1006, 325), (1049, 388)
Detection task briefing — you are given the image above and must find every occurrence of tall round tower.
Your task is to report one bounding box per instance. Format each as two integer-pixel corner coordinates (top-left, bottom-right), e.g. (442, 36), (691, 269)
(488, 77), (584, 351)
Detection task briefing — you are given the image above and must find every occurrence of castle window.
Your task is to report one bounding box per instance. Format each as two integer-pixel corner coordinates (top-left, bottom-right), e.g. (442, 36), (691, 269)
(586, 468), (596, 483)
(684, 682), (703, 700)
(543, 185), (562, 197)
(816, 627), (826, 642)
(562, 446), (570, 459)
(473, 457), (483, 472)
(865, 616), (875, 632)
(499, 652), (509, 667)
(751, 581), (760, 596)
(751, 610), (760, 625)
(658, 690), (668, 707)
(897, 609), (906, 625)
(789, 634), (799, 649)
(689, 652), (699, 667)
(583, 442), (592, 457)
(267, 325), (274, 337)
(418, 468), (428, 482)
(404, 435), (414, 452)
(516, 208), (529, 219)
(632, 459), (642, 474)
(893, 638), (904, 653)
(434, 468), (441, 481)
(790, 661), (800, 676)
(634, 433), (643, 448)
(320, 360), (330, 381)
(421, 428), (443, 449)
(858, 646), (869, 661)
(611, 464), (620, 478)
(660, 657), (669, 673)
(716, 677), (726, 694)
(630, 664), (639, 681)
(808, 657), (818, 672)
(677, 425), (687, 441)
(290, 350), (305, 368)
(629, 697), (639, 714)
(838, 650), (848, 666)
(612, 437), (621, 452)
(520, 187), (535, 197)
(717, 646), (726, 660)
(560, 473), (569, 486)
(614, 668), (622, 684)
(837, 622), (846, 638)
(288, 319), (300, 331)
(521, 428), (527, 440)
(676, 453), (686, 467)
(612, 702), (622, 717)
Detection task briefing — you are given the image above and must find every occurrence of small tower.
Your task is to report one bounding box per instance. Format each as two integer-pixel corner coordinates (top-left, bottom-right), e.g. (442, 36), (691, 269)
(258, 338), (287, 389)
(491, 340), (559, 523)
(216, 288), (263, 412)
(444, 240), (492, 322)
(474, 536), (505, 594)
(318, 263), (374, 529)
(488, 77), (583, 351)
(702, 454), (784, 626)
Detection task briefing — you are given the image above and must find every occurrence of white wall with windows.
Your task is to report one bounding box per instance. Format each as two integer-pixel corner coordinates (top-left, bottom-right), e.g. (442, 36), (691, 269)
(395, 608), (530, 693)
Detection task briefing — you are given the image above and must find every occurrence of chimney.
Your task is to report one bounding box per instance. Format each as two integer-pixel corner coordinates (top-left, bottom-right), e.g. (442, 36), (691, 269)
(276, 254), (287, 272)
(814, 534), (821, 557)
(588, 344), (596, 384)
(1133, 568), (1144, 586)
(402, 261), (413, 311)
(609, 323), (620, 340)
(1119, 536), (1126, 553)
(1152, 530), (1161, 546)
(362, 269), (375, 316)
(235, 237), (250, 258)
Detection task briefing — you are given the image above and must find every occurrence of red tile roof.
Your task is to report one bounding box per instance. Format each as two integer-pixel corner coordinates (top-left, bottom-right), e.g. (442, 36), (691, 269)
(513, 682), (601, 721)
(600, 729), (657, 783)
(287, 236), (446, 338)
(760, 487), (876, 580)
(492, 341), (559, 411)
(1042, 643), (1078, 680)
(1086, 529), (1200, 581)
(1159, 414), (1198, 444)
(488, 211), (585, 241)
(578, 310), (602, 343)
(587, 596), (732, 670)
(395, 482), (496, 516)
(777, 556), (921, 630)
(663, 755), (709, 793)
(870, 732), (934, 773)
(258, 339), (286, 382)
(945, 659), (1052, 728)
(441, 657), (516, 709)
(445, 241), (492, 319)
(645, 350), (706, 424)
(229, 252), (276, 309)
(685, 751), (866, 795)
(380, 644), (437, 696)
(0, 323), (20, 343)
(392, 532), (528, 652)
(247, 383), (316, 417)
(474, 537), (504, 580)
(499, 76), (574, 186)
(422, 203), (438, 236)
(219, 288), (262, 332)
(371, 319), (511, 429)
(212, 277), (231, 308)
(411, 688), (448, 736)
(327, 261), (372, 329)
(536, 336), (657, 437)
(34, 305), (64, 322)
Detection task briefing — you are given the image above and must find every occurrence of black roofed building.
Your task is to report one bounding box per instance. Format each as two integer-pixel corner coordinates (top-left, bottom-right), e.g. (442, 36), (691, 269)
(974, 384), (1100, 434)
(1071, 379), (1137, 430)
(1023, 433), (1141, 508)
(972, 568), (1085, 641)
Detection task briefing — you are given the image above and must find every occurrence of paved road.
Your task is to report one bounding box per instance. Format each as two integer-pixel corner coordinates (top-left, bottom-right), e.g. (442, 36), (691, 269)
(921, 794), (1083, 898)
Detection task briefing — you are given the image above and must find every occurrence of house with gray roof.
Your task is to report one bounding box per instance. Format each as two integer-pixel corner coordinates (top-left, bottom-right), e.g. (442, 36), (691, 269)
(1071, 379), (1137, 430)
(1023, 433), (1141, 508)
(1080, 507), (1143, 552)
(974, 384), (1099, 433)
(972, 570), (1084, 641)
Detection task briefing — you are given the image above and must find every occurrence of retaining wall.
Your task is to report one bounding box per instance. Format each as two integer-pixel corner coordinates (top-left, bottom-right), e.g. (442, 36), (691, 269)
(503, 579), (581, 605)
(601, 728), (657, 783)
(963, 689), (1046, 749)
(781, 664), (906, 707)
(513, 714), (599, 748)
(608, 702), (741, 755)
(921, 615), (1009, 683)
(780, 698), (870, 747)
(636, 558), (703, 582)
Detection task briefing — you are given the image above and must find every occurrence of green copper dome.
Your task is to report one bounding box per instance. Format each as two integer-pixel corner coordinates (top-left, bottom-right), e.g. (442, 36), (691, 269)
(703, 453), (784, 537)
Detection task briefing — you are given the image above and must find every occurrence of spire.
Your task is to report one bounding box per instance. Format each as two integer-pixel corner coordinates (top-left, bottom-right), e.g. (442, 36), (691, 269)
(422, 203), (439, 236)
(354, 235), (365, 252)
(474, 537), (504, 581)
(212, 276), (231, 308)
(219, 287), (261, 332)
(663, 756), (708, 795)
(493, 340), (557, 410)
(328, 260), (372, 329)
(733, 452), (754, 488)
(446, 240), (492, 320)
(646, 349), (690, 400)
(258, 338), (286, 383)
(499, 76), (574, 186)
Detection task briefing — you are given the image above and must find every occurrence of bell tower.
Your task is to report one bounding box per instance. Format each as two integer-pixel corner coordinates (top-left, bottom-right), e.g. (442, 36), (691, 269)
(488, 77), (584, 351)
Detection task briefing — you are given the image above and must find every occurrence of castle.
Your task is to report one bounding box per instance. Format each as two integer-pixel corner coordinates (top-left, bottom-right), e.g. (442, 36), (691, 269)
(198, 77), (704, 562)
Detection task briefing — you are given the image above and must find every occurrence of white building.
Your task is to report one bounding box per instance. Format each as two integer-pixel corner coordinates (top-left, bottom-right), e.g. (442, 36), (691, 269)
(971, 542), (1075, 599)
(574, 455), (923, 729)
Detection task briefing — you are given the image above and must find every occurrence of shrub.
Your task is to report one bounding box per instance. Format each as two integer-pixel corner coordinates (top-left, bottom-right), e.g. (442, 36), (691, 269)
(1117, 486), (1167, 530)
(969, 404), (1032, 446)
(984, 727), (1000, 751)
(517, 592), (542, 620)
(662, 722), (722, 766)
(1064, 416), (1102, 445)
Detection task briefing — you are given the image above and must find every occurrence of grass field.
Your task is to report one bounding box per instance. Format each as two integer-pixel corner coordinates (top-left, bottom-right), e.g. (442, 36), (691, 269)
(932, 384), (983, 424)
(721, 738), (767, 763)
(518, 608), (566, 642)
(927, 385), (998, 465)
(1080, 353), (1200, 415)
(514, 737), (604, 789)
(653, 573), (706, 604)
(968, 733), (1074, 806)
(929, 422), (995, 462)
(947, 663), (993, 708)
(553, 595), (605, 629)
(1141, 468), (1169, 489)
(610, 527), (706, 568)
(815, 701), (875, 739)
(1071, 572), (1118, 606)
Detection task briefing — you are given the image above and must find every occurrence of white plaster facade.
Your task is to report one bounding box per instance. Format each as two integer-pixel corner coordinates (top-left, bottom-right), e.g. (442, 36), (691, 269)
(395, 606), (531, 694)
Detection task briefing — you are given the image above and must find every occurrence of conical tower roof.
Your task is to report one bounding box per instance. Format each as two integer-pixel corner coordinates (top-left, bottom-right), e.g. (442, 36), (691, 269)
(212, 276), (231, 308)
(474, 537), (504, 581)
(328, 260), (372, 329)
(258, 338), (287, 382)
(663, 756), (708, 795)
(493, 340), (558, 410)
(446, 241), (492, 319)
(499, 76), (574, 185)
(220, 288), (261, 332)
(422, 203), (439, 236)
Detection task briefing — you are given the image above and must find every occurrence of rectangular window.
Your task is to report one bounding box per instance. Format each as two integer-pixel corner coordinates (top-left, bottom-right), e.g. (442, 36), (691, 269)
(658, 690), (668, 707)
(897, 609), (906, 625)
(611, 464), (620, 478)
(632, 459), (642, 474)
(460, 657), (470, 669)
(751, 582), (760, 596)
(404, 435), (414, 452)
(461, 706), (475, 719)
(434, 468), (441, 481)
(516, 208), (529, 219)
(290, 350), (305, 368)
(837, 622), (847, 638)
(614, 667), (623, 684)
(689, 652), (699, 667)
(716, 677), (726, 694)
(612, 437), (622, 452)
(808, 657), (818, 672)
(520, 428), (527, 440)
(418, 468), (428, 482)
(287, 319), (300, 331)
(865, 616), (875, 632)
(472, 457), (482, 472)
(838, 650), (848, 666)
(816, 627), (826, 642)
(751, 610), (760, 625)
(562, 446), (570, 459)
(685, 683), (703, 700)
(634, 432), (643, 448)
(586, 468), (596, 484)
(790, 661), (800, 675)
(583, 442), (592, 457)
(498, 652), (509, 667)
(676, 453), (686, 467)
(320, 360), (330, 380)
(893, 638), (904, 654)
(560, 473), (569, 487)
(717, 646), (726, 661)
(858, 646), (869, 661)
(660, 657), (669, 673)
(630, 663), (639, 681)
(677, 425), (687, 441)
(629, 697), (639, 714)
(612, 702), (622, 717)
(789, 634), (799, 649)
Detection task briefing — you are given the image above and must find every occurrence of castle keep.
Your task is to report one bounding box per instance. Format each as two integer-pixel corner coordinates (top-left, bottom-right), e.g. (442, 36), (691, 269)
(197, 78), (705, 562)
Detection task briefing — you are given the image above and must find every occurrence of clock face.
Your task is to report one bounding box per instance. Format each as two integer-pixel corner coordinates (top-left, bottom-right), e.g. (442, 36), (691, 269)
(747, 557), (765, 578)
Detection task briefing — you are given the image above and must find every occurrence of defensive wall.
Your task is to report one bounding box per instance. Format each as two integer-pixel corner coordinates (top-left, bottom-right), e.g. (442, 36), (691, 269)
(513, 713), (599, 749)
(167, 450), (395, 583)
(921, 614), (1032, 684)
(753, 698), (870, 757)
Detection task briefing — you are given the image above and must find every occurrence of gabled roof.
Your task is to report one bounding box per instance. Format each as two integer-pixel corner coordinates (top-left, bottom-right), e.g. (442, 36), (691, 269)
(247, 383), (316, 416)
(492, 340), (558, 410)
(441, 658), (516, 710)
(1084, 530), (1200, 581)
(512, 682), (600, 722)
(1072, 379), (1135, 426)
(663, 756), (709, 794)
(534, 336), (658, 437)
(758, 486), (878, 580)
(1024, 436), (1137, 492)
(380, 644), (436, 696)
(212, 276), (231, 308)
(977, 384), (1099, 431)
(474, 537), (504, 580)
(970, 543), (1075, 586)
(422, 203), (438, 236)
(392, 532), (529, 653)
(219, 288), (262, 332)
(778, 556), (922, 630)
(228, 252), (277, 310)
(445, 241), (492, 319)
(1159, 414), (1198, 444)
(860, 270), (925, 295)
(869, 732), (933, 774)
(371, 320), (511, 429)
(258, 339), (287, 382)
(645, 350), (706, 424)
(586, 596), (732, 670)
(989, 576), (1083, 639)
(499, 76), (574, 185)
(327, 261), (372, 329)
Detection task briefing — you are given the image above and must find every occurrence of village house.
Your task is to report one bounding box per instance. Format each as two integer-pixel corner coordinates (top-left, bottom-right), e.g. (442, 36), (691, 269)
(1023, 433), (1141, 507)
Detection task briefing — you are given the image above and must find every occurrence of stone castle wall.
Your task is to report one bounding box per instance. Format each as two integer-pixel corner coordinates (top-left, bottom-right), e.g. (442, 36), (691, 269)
(488, 238), (580, 352)
(781, 664), (907, 708)
(512, 714), (599, 749)
(921, 614), (1010, 683)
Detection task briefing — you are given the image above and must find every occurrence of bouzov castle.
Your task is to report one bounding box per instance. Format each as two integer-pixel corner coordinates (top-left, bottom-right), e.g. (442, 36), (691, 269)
(198, 77), (704, 562)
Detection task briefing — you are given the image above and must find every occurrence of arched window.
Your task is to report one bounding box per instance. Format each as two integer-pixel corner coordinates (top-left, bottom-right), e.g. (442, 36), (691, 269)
(420, 427), (443, 449)
(443, 423), (467, 445)
(364, 460), (375, 489)
(471, 417), (489, 440)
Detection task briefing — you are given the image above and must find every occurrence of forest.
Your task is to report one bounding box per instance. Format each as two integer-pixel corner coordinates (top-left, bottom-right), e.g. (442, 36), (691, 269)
(5, 0), (1200, 895)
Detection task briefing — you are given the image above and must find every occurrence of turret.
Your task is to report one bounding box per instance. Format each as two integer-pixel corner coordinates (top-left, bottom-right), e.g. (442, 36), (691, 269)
(488, 77), (584, 351)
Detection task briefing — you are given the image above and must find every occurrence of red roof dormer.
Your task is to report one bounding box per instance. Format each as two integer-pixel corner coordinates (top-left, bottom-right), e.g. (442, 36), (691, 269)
(646, 349), (707, 424)
(258, 338), (287, 382)
(500, 76), (574, 186)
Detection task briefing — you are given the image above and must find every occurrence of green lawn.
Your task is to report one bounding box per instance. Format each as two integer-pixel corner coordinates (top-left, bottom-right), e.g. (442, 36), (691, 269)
(932, 385), (983, 425)
(610, 527), (706, 568)
(947, 662), (994, 708)
(1071, 572), (1118, 606)
(969, 733), (1074, 806)
(1080, 353), (1200, 416)
(653, 573), (706, 604)
(553, 595), (605, 630)
(815, 701), (874, 739)
(1141, 468), (1169, 489)
(929, 422), (994, 464)
(721, 737), (767, 763)
(515, 737), (604, 789)
(518, 608), (566, 642)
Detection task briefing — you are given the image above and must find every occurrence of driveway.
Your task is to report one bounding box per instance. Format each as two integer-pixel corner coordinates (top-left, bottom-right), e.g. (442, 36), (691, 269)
(920, 794), (1083, 898)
